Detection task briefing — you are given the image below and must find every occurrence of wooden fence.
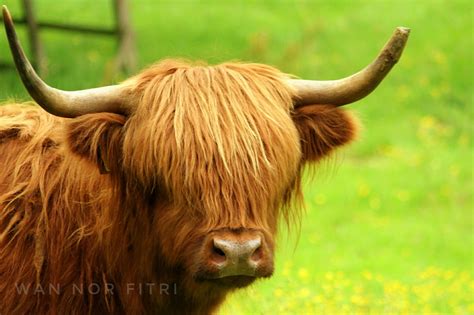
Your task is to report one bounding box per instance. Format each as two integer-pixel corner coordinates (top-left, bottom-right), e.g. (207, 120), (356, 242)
(0, 0), (136, 75)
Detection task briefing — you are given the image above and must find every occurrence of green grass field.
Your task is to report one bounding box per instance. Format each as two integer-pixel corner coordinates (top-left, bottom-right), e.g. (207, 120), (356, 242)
(1, 0), (472, 314)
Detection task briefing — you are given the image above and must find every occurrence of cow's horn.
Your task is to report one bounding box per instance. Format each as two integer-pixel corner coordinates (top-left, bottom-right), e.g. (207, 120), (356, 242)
(2, 6), (131, 118)
(289, 27), (410, 106)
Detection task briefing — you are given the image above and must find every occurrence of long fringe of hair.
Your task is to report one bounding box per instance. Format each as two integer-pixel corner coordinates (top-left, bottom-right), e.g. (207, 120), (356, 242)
(122, 59), (304, 231)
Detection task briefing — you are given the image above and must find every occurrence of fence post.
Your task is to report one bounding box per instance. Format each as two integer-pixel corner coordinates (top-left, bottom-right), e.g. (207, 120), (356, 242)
(22, 0), (46, 75)
(114, 0), (136, 74)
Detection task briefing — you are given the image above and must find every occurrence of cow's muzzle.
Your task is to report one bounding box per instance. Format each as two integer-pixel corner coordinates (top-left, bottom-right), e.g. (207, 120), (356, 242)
(197, 229), (273, 282)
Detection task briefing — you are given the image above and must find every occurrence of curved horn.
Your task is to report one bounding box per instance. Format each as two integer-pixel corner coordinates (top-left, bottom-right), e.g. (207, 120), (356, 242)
(2, 6), (132, 118)
(289, 27), (410, 106)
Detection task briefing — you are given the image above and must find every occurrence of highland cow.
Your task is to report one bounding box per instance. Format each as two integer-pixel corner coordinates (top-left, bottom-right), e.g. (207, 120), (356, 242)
(0, 6), (409, 315)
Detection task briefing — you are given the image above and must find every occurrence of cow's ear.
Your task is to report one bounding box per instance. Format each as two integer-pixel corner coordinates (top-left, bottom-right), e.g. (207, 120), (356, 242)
(292, 105), (359, 162)
(67, 113), (126, 174)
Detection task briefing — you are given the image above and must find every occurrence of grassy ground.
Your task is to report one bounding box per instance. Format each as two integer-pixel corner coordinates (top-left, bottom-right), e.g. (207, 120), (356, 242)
(1, 0), (472, 314)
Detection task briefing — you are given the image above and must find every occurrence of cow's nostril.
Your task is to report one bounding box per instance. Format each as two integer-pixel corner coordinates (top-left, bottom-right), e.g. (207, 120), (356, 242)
(250, 246), (262, 262)
(213, 245), (226, 257)
(211, 240), (228, 265)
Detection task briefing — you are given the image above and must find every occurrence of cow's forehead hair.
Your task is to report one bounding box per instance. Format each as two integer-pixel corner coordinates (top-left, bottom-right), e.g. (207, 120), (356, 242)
(122, 59), (303, 229)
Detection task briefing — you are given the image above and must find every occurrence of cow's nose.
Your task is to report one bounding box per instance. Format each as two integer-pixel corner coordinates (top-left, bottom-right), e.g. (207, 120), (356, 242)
(209, 234), (268, 277)
(213, 236), (261, 264)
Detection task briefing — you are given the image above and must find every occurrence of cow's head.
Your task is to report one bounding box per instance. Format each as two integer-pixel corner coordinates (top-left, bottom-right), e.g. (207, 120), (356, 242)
(2, 7), (409, 290)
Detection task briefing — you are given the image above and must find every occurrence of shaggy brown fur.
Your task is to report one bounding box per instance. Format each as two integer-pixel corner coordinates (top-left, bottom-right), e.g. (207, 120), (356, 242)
(0, 60), (357, 314)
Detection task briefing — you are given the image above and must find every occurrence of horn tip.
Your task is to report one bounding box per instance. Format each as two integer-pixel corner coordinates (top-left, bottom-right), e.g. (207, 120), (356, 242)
(396, 26), (411, 36)
(2, 5), (11, 21)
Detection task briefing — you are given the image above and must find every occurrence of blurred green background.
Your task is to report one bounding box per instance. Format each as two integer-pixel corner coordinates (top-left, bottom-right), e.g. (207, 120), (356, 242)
(0, 0), (472, 314)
